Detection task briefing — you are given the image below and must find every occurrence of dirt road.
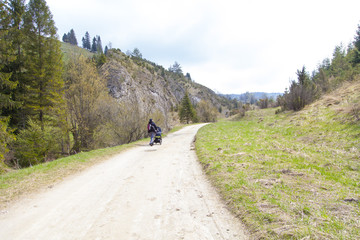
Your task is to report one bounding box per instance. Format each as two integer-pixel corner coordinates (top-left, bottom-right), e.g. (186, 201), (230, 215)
(0, 124), (247, 240)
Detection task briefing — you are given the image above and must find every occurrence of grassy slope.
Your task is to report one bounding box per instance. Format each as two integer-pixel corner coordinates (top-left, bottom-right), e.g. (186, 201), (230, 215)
(196, 81), (360, 239)
(60, 42), (94, 62)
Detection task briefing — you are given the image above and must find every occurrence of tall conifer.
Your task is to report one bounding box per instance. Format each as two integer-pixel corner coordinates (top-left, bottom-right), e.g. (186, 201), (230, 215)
(0, 0), (16, 162)
(82, 31), (91, 50)
(22, 0), (64, 129)
(68, 28), (77, 45)
(353, 24), (360, 65)
(91, 36), (97, 52)
(179, 92), (197, 124)
(0, 0), (16, 109)
(2, 0), (26, 129)
(96, 35), (103, 53)
(62, 33), (68, 42)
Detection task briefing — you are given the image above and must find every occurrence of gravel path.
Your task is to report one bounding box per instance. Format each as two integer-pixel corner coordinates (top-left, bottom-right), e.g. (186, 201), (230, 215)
(0, 124), (247, 240)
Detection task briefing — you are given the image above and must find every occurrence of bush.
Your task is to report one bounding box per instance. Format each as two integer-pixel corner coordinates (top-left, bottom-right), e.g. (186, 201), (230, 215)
(196, 100), (218, 122)
(0, 117), (15, 172)
(349, 102), (360, 122)
(13, 120), (61, 167)
(93, 53), (106, 67)
(282, 67), (318, 111)
(93, 97), (167, 148)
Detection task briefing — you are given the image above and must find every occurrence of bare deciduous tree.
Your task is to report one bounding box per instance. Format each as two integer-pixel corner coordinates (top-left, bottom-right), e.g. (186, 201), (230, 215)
(64, 53), (109, 152)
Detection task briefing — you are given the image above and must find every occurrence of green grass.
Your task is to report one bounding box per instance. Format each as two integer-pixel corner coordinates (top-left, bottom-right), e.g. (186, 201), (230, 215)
(196, 87), (360, 239)
(60, 42), (94, 62)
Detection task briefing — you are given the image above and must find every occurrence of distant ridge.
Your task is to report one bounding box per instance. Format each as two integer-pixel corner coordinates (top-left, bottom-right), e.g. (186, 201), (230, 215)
(220, 92), (282, 103)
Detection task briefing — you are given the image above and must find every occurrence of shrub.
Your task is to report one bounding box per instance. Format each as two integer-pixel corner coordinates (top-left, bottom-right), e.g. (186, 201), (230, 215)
(14, 120), (61, 167)
(350, 102), (360, 122)
(282, 67), (318, 111)
(196, 100), (218, 122)
(0, 117), (14, 172)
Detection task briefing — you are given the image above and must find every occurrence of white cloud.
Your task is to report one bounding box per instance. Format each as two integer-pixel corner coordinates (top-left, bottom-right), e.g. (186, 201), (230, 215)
(46, 0), (360, 93)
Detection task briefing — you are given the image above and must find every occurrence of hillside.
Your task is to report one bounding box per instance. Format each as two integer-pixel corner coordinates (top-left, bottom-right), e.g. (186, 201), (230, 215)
(60, 42), (94, 61)
(195, 80), (360, 239)
(98, 48), (230, 129)
(60, 42), (231, 124)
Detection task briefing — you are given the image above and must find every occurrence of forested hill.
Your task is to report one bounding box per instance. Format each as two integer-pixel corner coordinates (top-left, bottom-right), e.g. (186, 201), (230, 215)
(62, 42), (232, 142)
(61, 42), (231, 116)
(97, 47), (230, 120)
(62, 42), (232, 138)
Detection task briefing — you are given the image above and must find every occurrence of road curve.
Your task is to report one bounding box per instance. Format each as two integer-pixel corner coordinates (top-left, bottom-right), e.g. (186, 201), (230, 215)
(0, 124), (247, 240)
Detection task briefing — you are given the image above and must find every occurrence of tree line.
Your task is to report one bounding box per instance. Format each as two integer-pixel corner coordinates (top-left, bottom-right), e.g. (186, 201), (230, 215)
(1, 0), (65, 169)
(230, 24), (360, 115)
(277, 24), (360, 112)
(63, 28), (106, 54)
(0, 0), (112, 170)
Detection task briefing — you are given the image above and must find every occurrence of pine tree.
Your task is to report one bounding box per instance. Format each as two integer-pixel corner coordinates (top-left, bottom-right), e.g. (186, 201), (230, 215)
(68, 28), (77, 45)
(131, 47), (142, 58)
(96, 35), (103, 53)
(63, 29), (77, 45)
(330, 44), (352, 82)
(179, 92), (197, 124)
(62, 33), (69, 42)
(82, 31), (91, 50)
(169, 61), (182, 74)
(0, 0), (16, 163)
(283, 66), (317, 111)
(0, 0), (17, 110)
(8, 0), (25, 68)
(8, 0), (25, 59)
(4, 0), (26, 129)
(296, 66), (310, 86)
(352, 24), (360, 65)
(22, 0), (64, 129)
(91, 36), (97, 52)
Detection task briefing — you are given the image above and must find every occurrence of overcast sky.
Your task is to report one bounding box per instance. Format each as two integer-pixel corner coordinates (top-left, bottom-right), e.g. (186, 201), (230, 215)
(46, 0), (360, 94)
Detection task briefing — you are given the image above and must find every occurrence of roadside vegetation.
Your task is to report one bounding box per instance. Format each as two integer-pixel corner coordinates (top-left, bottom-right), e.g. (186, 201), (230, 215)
(196, 81), (360, 239)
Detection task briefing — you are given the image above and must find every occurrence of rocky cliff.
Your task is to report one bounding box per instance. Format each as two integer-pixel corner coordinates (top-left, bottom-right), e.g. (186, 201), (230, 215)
(99, 49), (230, 129)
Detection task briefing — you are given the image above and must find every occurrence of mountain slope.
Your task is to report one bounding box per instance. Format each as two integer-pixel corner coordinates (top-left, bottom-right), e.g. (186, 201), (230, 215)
(99, 49), (230, 129)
